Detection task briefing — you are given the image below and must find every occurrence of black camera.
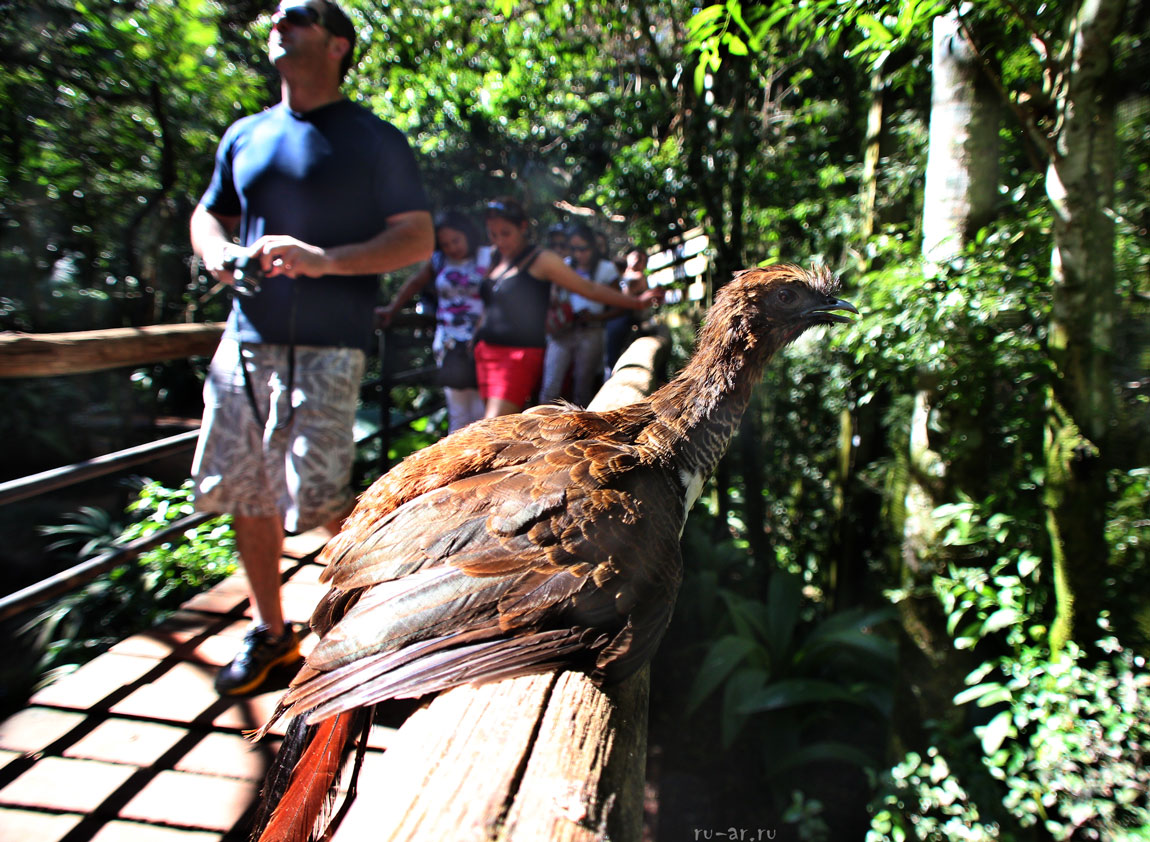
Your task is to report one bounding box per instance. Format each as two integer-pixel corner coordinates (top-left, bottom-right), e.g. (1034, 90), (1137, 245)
(221, 254), (264, 297)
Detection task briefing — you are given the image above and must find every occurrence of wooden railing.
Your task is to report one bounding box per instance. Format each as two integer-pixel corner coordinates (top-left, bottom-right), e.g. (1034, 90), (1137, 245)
(331, 330), (671, 842)
(0, 323), (225, 378)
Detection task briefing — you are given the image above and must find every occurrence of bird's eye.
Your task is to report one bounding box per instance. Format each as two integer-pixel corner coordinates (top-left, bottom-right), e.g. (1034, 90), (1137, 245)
(777, 288), (796, 305)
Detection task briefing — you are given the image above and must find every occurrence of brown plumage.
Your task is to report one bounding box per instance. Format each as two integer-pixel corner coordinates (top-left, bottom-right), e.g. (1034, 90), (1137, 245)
(249, 264), (857, 841)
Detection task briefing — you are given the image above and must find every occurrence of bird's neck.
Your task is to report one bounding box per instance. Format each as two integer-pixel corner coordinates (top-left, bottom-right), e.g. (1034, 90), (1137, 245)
(644, 311), (787, 480)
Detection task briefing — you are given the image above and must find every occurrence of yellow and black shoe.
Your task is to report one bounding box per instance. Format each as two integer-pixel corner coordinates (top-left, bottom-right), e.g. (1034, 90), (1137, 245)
(214, 623), (303, 696)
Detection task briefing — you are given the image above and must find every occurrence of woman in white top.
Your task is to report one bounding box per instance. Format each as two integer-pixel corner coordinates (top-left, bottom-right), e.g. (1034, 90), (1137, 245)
(539, 224), (621, 407)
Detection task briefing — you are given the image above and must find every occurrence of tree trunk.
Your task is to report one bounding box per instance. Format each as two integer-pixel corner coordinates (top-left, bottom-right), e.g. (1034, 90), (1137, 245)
(857, 64), (886, 270)
(921, 13), (1000, 263)
(896, 10), (1001, 724)
(1044, 0), (1126, 652)
(904, 7), (1000, 599)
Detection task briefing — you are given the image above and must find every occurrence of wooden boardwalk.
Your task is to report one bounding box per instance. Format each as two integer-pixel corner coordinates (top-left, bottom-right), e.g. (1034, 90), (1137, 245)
(0, 528), (409, 842)
(0, 335), (671, 842)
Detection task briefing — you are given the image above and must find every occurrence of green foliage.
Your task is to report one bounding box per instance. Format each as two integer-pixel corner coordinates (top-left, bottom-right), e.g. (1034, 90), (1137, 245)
(686, 0), (942, 89)
(842, 210), (1052, 426)
(878, 636), (1150, 842)
(1107, 468), (1150, 641)
(122, 479), (237, 595)
(24, 479), (235, 684)
(868, 747), (1006, 842)
(684, 553), (896, 768)
(1, 0), (265, 332)
(931, 496), (1047, 652)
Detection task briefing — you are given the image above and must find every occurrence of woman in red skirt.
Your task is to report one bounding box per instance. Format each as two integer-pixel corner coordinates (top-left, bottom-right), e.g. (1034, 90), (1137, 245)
(475, 198), (662, 417)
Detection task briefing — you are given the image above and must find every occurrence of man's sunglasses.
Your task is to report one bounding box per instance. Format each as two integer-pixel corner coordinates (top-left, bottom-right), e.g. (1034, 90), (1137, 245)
(273, 6), (322, 28)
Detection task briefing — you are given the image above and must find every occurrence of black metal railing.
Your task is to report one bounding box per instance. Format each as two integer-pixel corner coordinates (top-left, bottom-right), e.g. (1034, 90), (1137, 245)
(0, 318), (442, 621)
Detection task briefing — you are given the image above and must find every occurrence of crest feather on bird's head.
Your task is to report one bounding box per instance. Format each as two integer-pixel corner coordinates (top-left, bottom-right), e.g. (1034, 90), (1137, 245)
(693, 263), (854, 360)
(728, 263), (841, 298)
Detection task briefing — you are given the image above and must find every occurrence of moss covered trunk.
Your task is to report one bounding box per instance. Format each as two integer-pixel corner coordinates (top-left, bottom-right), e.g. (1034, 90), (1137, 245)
(1043, 0), (1126, 652)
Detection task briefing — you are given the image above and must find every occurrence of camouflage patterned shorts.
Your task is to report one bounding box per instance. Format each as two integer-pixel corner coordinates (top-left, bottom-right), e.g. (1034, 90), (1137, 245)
(191, 338), (365, 533)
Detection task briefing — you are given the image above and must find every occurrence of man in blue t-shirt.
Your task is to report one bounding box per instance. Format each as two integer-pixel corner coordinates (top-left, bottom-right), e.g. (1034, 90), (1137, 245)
(189, 0), (433, 695)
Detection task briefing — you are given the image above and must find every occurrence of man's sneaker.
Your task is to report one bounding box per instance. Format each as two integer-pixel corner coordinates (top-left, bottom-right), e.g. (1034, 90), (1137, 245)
(214, 623), (303, 696)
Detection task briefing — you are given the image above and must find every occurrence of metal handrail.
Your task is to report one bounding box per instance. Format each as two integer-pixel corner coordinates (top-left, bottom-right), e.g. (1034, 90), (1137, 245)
(0, 402), (447, 621)
(0, 430), (202, 508)
(0, 511), (216, 622)
(0, 320), (442, 619)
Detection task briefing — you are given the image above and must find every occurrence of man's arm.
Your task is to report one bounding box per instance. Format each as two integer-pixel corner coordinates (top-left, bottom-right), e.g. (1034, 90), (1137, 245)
(190, 204), (242, 282)
(252, 209), (435, 278)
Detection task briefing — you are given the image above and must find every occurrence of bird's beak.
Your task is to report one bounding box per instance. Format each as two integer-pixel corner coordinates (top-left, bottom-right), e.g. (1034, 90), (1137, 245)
(805, 297), (859, 324)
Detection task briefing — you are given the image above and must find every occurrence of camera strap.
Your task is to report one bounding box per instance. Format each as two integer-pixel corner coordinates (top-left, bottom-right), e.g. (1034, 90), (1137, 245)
(237, 281), (298, 435)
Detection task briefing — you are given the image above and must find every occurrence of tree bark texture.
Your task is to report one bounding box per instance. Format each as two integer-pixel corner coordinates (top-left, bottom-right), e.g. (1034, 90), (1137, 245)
(1044, 0), (1127, 651)
(896, 10), (1001, 726)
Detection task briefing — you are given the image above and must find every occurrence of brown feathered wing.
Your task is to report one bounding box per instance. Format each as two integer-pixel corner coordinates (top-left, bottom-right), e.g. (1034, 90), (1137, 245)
(265, 405), (684, 730)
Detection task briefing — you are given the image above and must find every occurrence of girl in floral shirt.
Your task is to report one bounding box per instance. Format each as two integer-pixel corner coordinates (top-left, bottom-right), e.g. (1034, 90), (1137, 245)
(377, 211), (488, 431)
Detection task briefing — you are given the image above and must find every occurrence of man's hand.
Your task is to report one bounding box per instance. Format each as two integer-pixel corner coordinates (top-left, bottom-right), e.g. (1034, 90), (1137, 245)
(250, 235), (330, 278)
(200, 241), (248, 284)
(190, 205), (245, 285)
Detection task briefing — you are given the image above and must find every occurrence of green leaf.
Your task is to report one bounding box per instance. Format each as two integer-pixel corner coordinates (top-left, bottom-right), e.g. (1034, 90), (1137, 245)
(953, 681), (1007, 706)
(693, 59), (709, 95)
(724, 33), (749, 56)
(980, 607), (1020, 636)
(718, 588), (769, 643)
(720, 667), (766, 747)
(737, 678), (874, 714)
(770, 739), (878, 775)
(686, 635), (759, 713)
(802, 610), (897, 667)
(975, 710), (1015, 755)
(687, 5), (727, 39)
(766, 572), (802, 661)
(855, 13), (893, 44)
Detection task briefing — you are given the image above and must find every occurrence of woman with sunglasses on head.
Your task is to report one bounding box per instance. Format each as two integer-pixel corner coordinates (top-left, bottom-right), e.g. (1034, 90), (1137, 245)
(477, 198), (663, 418)
(539, 223), (621, 408)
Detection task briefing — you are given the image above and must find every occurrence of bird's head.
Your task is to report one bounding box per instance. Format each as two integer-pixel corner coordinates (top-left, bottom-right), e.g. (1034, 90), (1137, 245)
(738, 263), (857, 333)
(698, 264), (858, 359)
(651, 263), (857, 435)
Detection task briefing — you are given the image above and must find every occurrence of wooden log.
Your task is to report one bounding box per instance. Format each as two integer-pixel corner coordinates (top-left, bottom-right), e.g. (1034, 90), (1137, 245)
(332, 332), (670, 842)
(0, 323), (224, 378)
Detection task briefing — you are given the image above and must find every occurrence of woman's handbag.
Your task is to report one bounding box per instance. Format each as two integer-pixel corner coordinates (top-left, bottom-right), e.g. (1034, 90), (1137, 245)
(436, 341), (478, 388)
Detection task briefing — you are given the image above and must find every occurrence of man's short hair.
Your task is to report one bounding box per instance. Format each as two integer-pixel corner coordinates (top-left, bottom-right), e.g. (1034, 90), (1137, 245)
(301, 0), (357, 77)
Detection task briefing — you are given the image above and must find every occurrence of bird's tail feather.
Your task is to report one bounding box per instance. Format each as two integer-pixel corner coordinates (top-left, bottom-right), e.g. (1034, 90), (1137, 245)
(250, 707), (372, 842)
(303, 628), (605, 723)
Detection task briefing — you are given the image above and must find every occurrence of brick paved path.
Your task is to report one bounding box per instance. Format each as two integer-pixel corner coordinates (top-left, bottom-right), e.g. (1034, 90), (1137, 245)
(0, 530), (403, 842)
